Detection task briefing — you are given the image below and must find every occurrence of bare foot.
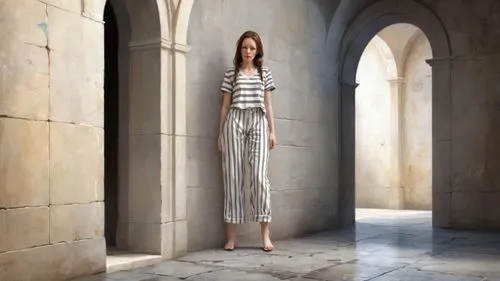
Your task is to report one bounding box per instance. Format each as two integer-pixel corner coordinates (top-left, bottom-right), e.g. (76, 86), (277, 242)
(260, 222), (274, 252)
(263, 236), (274, 252)
(224, 223), (237, 251)
(224, 240), (236, 251)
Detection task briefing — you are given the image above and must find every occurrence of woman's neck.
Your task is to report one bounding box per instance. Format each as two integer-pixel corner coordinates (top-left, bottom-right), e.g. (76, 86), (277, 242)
(241, 61), (255, 70)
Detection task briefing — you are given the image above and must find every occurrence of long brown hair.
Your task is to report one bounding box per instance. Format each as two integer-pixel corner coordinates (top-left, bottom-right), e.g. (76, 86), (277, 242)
(233, 30), (265, 84)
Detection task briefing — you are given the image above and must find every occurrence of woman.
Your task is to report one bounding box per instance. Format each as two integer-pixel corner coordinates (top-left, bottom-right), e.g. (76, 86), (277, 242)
(218, 30), (277, 252)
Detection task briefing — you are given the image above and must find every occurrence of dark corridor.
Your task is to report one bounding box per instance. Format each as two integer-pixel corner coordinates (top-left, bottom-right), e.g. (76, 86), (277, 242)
(104, 1), (119, 248)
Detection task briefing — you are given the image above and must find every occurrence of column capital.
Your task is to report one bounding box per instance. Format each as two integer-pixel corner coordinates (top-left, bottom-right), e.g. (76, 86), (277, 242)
(428, 53), (500, 66)
(341, 81), (359, 89)
(128, 37), (191, 53)
(388, 77), (405, 85)
(426, 56), (453, 66)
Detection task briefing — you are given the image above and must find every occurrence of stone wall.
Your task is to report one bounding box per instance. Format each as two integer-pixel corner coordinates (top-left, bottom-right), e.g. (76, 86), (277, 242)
(0, 0), (106, 280)
(185, 0), (340, 251)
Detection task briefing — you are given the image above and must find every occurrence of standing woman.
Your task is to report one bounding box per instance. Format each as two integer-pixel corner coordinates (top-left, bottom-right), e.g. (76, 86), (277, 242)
(218, 30), (277, 252)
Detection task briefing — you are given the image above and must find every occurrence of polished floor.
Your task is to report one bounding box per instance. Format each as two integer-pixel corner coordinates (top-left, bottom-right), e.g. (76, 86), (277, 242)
(74, 209), (500, 281)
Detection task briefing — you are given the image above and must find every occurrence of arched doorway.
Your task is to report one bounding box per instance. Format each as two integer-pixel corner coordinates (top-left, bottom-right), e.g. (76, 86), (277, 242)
(334, 0), (452, 228)
(101, 0), (176, 269)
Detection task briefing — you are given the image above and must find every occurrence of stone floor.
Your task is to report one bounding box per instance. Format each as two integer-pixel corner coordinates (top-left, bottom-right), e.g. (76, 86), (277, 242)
(73, 209), (500, 281)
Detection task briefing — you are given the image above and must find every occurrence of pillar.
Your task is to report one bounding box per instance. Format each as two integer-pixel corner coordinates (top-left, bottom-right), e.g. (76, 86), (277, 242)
(388, 77), (405, 209)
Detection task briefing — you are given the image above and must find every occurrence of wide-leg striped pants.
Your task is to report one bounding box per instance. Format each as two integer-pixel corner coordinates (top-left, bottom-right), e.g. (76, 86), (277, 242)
(222, 107), (271, 224)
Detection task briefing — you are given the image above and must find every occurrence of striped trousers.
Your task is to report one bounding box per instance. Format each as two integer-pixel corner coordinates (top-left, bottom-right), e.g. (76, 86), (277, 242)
(222, 107), (271, 224)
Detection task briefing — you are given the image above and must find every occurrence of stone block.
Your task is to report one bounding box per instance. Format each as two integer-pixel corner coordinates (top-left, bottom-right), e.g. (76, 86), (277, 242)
(123, 0), (162, 42)
(0, 0), (48, 47)
(49, 49), (104, 127)
(433, 192), (451, 227)
(451, 191), (500, 230)
(171, 135), (188, 222)
(174, 220), (188, 257)
(187, 209), (224, 252)
(47, 6), (104, 127)
(275, 119), (323, 148)
(50, 202), (104, 243)
(129, 134), (161, 223)
(2, 207), (50, 252)
(431, 65), (452, 142)
(128, 222), (161, 254)
(433, 140), (451, 193)
(0, 43), (49, 120)
(186, 88), (220, 138)
(41, 0), (81, 14)
(83, 0), (106, 21)
(0, 118), (49, 208)
(162, 135), (174, 223)
(450, 60), (490, 192)
(129, 48), (162, 135)
(50, 122), (104, 204)
(0, 238), (106, 281)
(47, 5), (103, 56)
(186, 187), (224, 251)
(185, 137), (222, 189)
(268, 146), (329, 189)
(272, 90), (325, 123)
(161, 221), (174, 258)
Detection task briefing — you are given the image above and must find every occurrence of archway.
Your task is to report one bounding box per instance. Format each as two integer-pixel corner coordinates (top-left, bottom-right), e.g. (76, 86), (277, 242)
(333, 0), (452, 228)
(101, 0), (176, 268)
(354, 26), (434, 212)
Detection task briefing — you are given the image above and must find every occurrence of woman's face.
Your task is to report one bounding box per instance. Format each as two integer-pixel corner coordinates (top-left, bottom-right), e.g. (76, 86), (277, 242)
(241, 37), (257, 64)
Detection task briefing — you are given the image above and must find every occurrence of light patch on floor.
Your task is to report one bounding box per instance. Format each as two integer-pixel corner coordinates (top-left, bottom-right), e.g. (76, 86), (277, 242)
(74, 209), (500, 281)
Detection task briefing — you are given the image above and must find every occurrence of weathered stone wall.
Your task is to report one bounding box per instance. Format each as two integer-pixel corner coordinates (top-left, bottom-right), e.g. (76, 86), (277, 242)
(441, 1), (500, 230)
(185, 0), (340, 251)
(0, 0), (106, 280)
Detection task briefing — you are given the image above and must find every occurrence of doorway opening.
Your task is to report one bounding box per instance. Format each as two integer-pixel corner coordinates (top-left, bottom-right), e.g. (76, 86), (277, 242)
(354, 24), (433, 218)
(104, 0), (119, 249)
(353, 24), (433, 221)
(102, 0), (164, 272)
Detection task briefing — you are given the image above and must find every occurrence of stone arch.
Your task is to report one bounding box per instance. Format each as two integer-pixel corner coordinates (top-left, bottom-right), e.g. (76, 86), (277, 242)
(175, 0), (195, 45)
(332, 0), (452, 228)
(99, 0), (180, 258)
(400, 29), (427, 77)
(370, 35), (398, 80)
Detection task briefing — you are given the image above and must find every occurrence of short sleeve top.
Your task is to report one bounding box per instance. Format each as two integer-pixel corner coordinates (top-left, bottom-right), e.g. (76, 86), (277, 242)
(220, 66), (276, 113)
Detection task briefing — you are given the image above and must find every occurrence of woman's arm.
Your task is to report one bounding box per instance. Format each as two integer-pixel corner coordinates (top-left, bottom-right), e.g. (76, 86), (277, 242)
(219, 92), (232, 135)
(264, 91), (275, 134)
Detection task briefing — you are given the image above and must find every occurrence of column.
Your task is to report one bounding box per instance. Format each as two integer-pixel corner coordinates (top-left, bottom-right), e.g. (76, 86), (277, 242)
(159, 40), (191, 258)
(388, 77), (405, 209)
(426, 57), (452, 228)
(116, 38), (166, 254)
(338, 81), (358, 227)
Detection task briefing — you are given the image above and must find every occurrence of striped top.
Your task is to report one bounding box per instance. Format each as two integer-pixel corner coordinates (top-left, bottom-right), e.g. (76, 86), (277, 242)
(220, 66), (276, 112)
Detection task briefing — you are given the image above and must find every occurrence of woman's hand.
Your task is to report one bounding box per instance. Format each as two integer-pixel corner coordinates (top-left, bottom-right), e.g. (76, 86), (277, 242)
(218, 134), (224, 153)
(268, 132), (276, 150)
